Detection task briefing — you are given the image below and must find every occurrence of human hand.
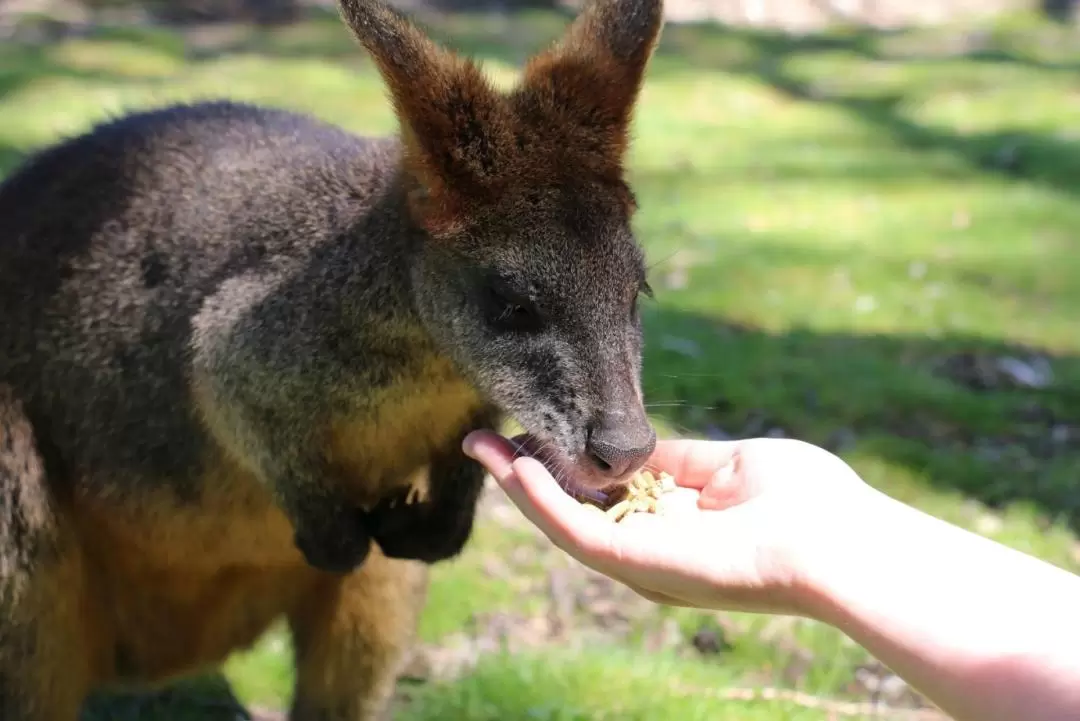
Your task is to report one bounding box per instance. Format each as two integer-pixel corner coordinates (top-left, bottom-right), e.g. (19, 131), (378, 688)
(462, 430), (876, 617)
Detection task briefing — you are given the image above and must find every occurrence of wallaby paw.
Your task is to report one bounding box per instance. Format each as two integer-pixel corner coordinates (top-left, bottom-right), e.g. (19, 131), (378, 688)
(372, 527), (464, 565)
(293, 508), (372, 574)
(366, 490), (468, 565)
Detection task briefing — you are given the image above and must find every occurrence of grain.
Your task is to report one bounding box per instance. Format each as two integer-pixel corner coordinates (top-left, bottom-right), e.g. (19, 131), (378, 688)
(577, 469), (678, 523)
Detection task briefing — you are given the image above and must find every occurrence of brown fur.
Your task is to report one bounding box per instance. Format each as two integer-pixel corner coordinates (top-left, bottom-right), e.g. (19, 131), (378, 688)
(325, 360), (485, 507)
(337, 0), (660, 235)
(0, 0), (665, 718)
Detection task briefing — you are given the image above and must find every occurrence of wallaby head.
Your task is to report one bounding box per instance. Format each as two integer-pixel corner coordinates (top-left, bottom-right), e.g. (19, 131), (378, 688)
(338, 0), (662, 493)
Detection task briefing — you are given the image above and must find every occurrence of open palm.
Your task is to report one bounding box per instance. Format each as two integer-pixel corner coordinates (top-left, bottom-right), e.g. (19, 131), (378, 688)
(463, 430), (871, 618)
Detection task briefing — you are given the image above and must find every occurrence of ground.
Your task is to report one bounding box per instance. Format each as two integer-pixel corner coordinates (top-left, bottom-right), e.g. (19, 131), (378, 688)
(1, 6), (1079, 720)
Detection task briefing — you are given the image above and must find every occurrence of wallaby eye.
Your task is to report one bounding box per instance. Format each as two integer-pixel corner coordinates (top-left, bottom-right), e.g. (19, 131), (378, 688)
(483, 283), (542, 333)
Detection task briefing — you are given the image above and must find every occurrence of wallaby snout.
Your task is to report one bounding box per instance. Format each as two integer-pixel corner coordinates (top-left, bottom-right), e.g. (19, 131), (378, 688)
(585, 409), (657, 480)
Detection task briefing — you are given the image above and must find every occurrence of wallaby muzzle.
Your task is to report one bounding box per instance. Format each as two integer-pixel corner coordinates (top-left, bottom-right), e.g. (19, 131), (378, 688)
(585, 408), (657, 480)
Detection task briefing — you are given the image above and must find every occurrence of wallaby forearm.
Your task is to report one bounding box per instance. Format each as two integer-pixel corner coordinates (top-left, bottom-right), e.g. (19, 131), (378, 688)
(368, 405), (501, 563)
(191, 302), (380, 573)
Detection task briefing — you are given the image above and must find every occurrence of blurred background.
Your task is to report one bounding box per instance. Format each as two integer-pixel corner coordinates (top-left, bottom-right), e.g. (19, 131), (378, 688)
(2, 0), (1078, 718)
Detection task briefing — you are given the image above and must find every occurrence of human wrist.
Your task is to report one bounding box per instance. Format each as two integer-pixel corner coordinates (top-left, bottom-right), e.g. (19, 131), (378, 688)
(786, 482), (909, 625)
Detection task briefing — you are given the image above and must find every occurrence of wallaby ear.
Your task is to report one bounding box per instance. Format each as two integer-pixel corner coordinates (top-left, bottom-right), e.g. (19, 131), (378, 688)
(338, 0), (515, 235)
(514, 0), (664, 172)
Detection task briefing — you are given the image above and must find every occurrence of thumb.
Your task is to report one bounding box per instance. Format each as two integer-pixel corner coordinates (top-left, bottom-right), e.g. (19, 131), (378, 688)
(696, 454), (753, 511)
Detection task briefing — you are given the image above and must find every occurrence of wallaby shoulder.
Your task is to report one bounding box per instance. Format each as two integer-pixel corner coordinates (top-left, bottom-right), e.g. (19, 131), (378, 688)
(0, 99), (417, 498)
(0, 98), (405, 339)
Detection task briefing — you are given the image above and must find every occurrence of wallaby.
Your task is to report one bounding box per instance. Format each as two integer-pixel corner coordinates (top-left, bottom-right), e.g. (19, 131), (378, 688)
(0, 0), (663, 718)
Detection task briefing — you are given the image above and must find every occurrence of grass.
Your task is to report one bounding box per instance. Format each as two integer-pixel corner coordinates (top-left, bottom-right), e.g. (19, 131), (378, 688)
(392, 649), (863, 721)
(2, 5), (1079, 720)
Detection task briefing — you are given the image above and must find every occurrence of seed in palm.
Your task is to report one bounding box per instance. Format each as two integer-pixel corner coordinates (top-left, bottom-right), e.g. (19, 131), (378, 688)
(577, 469), (677, 522)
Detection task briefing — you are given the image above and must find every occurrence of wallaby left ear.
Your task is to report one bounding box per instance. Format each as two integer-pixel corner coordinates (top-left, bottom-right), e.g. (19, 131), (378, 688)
(513, 0), (665, 167)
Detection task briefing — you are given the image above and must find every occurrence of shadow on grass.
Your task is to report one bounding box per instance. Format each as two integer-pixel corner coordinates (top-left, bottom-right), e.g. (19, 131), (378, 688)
(0, 142), (27, 178)
(0, 47), (115, 104)
(1041, 0), (1080, 24)
(639, 302), (1080, 530)
(645, 22), (1080, 200)
(140, 6), (1080, 200)
(10, 3), (1080, 193)
(654, 14), (1080, 71)
(81, 672), (256, 721)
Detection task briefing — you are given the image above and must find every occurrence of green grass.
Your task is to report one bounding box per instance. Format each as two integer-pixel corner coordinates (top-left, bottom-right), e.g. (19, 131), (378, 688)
(393, 648), (851, 721)
(4, 6), (1079, 720)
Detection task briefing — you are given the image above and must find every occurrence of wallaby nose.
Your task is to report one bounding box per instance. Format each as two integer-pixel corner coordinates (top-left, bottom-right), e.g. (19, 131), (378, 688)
(585, 416), (657, 479)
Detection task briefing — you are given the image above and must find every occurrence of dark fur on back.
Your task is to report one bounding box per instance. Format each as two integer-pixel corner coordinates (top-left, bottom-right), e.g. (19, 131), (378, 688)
(1, 102), (404, 496)
(0, 0), (665, 718)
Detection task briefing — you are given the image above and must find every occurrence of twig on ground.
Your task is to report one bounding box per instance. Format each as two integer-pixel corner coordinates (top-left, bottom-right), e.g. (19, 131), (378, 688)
(667, 682), (949, 720)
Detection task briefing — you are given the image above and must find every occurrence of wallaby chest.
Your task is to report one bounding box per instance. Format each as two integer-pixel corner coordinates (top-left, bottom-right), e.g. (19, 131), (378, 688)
(327, 362), (486, 507)
(70, 361), (482, 682)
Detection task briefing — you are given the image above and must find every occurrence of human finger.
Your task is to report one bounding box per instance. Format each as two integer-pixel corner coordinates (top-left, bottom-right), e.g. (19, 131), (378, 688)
(463, 431), (620, 563)
(462, 429), (521, 477)
(507, 454), (622, 563)
(643, 438), (741, 490)
(462, 429), (547, 520)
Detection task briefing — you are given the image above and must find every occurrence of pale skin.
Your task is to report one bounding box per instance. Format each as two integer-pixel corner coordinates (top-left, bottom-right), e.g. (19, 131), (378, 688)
(462, 430), (1080, 721)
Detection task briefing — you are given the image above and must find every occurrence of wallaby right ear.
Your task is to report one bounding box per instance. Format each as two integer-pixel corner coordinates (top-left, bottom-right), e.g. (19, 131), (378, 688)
(338, 0), (515, 236)
(514, 0), (664, 176)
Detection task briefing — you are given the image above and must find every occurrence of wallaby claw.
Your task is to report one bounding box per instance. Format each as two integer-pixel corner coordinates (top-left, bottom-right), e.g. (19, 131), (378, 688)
(405, 483), (429, 505)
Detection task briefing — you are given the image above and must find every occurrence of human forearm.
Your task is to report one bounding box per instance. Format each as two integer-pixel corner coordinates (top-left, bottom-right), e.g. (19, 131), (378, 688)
(801, 488), (1080, 721)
